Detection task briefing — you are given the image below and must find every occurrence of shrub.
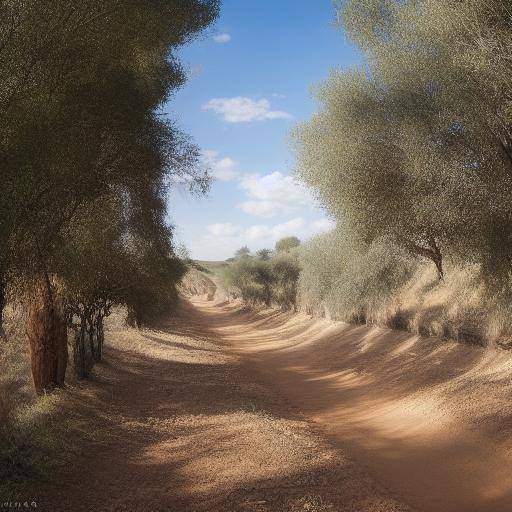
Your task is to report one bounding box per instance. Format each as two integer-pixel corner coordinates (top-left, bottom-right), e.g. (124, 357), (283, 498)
(299, 229), (416, 321)
(271, 249), (301, 311)
(221, 246), (301, 310)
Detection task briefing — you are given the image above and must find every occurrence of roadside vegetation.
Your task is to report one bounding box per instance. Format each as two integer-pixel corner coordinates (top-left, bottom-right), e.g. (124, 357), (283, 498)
(291, 1), (512, 346)
(220, 2), (512, 347)
(0, 0), (219, 497)
(220, 237), (301, 311)
(4, 0), (512, 504)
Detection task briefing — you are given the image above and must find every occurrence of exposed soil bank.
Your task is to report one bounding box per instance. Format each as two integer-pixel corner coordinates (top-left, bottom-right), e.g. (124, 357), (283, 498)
(30, 299), (410, 512)
(196, 298), (512, 512)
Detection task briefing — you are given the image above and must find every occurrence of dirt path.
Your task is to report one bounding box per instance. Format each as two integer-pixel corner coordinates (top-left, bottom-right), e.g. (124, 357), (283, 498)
(193, 298), (512, 512)
(35, 299), (411, 512)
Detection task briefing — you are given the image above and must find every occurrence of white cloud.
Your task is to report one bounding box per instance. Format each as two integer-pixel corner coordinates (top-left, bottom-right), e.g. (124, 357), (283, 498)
(202, 97), (292, 123)
(238, 200), (289, 217)
(270, 217), (305, 239)
(194, 217), (332, 260)
(213, 33), (231, 44)
(189, 64), (204, 79)
(237, 171), (312, 217)
(240, 172), (309, 203)
(207, 223), (240, 237)
(202, 150), (240, 182)
(244, 219), (304, 242)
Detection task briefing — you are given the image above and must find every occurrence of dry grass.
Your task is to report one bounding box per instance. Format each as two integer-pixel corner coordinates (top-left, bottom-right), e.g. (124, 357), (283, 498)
(180, 268), (217, 300)
(0, 305), (65, 498)
(364, 263), (512, 347)
(0, 304), (129, 499)
(298, 261), (512, 348)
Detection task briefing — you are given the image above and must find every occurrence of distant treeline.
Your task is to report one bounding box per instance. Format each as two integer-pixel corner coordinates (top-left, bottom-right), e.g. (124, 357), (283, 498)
(0, 1), (219, 393)
(220, 238), (301, 311)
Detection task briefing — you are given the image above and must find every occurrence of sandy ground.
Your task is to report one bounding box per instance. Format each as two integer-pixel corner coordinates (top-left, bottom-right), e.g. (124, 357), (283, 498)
(195, 298), (512, 512)
(32, 299), (411, 512)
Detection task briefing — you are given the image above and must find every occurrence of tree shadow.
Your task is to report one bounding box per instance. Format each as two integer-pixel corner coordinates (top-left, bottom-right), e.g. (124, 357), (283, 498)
(195, 298), (512, 512)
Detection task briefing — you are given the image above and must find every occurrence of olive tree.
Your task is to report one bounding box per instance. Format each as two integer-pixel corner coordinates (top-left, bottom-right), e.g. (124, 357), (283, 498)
(0, 0), (218, 393)
(336, 0), (512, 278)
(296, 1), (512, 281)
(275, 237), (301, 253)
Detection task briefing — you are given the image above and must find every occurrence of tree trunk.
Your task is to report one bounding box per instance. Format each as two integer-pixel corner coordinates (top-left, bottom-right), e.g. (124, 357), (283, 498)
(264, 285), (272, 307)
(0, 273), (6, 339)
(406, 237), (444, 281)
(87, 315), (96, 365)
(26, 275), (68, 394)
(73, 320), (87, 380)
(434, 254), (444, 280)
(429, 238), (444, 281)
(95, 315), (104, 362)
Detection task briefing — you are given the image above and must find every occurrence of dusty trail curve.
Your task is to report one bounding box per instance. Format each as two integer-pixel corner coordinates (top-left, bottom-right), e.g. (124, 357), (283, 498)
(193, 297), (512, 512)
(34, 298), (410, 512)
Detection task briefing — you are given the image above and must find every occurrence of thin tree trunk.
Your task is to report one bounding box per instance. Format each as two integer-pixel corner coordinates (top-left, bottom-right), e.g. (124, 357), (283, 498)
(74, 319), (87, 380)
(434, 254), (444, 280)
(87, 315), (95, 365)
(429, 237), (444, 281)
(0, 273), (6, 338)
(405, 237), (444, 281)
(26, 275), (68, 394)
(95, 315), (104, 362)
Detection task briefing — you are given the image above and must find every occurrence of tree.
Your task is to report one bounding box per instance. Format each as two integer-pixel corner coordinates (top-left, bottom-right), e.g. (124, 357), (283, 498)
(299, 227), (414, 321)
(235, 247), (251, 258)
(0, 0), (219, 393)
(222, 244), (301, 311)
(271, 251), (301, 311)
(275, 237), (301, 253)
(333, 0), (512, 280)
(256, 249), (272, 261)
(295, 1), (512, 281)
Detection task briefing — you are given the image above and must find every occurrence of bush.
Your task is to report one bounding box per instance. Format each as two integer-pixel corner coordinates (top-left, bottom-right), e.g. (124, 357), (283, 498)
(271, 250), (301, 311)
(299, 229), (416, 321)
(221, 245), (301, 310)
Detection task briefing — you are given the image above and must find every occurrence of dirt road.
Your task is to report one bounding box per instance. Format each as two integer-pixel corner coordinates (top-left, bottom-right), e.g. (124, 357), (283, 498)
(33, 297), (512, 511)
(195, 298), (512, 512)
(34, 299), (411, 512)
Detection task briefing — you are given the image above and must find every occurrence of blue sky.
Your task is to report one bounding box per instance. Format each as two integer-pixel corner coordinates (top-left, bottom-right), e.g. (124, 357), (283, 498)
(166, 0), (362, 261)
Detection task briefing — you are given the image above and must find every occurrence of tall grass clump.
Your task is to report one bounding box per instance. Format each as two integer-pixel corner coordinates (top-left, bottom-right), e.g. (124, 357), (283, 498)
(298, 228), (512, 346)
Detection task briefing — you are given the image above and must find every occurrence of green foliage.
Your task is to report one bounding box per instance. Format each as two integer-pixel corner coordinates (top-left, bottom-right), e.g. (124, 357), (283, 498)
(223, 257), (272, 306)
(222, 246), (301, 310)
(299, 229), (415, 321)
(0, 2), (218, 380)
(235, 246), (251, 258)
(294, 0), (512, 300)
(0, 0), (218, 489)
(275, 236), (301, 253)
(256, 248), (273, 261)
(2, 1), (217, 278)
(271, 250), (301, 311)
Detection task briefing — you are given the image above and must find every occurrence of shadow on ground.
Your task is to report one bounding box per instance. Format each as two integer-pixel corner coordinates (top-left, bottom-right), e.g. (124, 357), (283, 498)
(29, 298), (410, 512)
